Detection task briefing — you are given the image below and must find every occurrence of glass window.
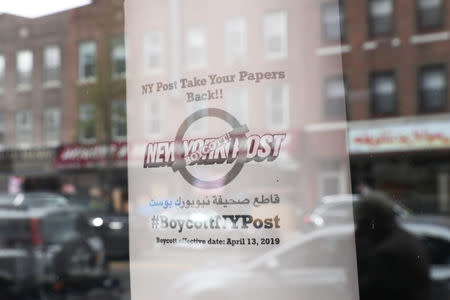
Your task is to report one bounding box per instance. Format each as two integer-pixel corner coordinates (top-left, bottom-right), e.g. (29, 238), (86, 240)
(266, 85), (289, 130)
(263, 11), (287, 59)
(16, 50), (33, 90)
(371, 72), (396, 115)
(43, 45), (61, 85)
(112, 100), (127, 140)
(419, 65), (446, 112)
(147, 98), (162, 136)
(16, 110), (33, 146)
(43, 107), (61, 145)
(225, 17), (247, 64)
(369, 0), (394, 37)
(186, 26), (206, 68)
(226, 88), (249, 124)
(144, 32), (163, 73)
(79, 103), (96, 143)
(417, 0), (444, 31)
(322, 2), (345, 42)
(111, 35), (126, 79)
(324, 76), (346, 117)
(0, 55), (5, 92)
(78, 41), (97, 82)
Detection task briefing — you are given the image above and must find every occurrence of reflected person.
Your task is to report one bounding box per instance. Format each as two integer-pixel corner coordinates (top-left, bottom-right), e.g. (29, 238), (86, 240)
(354, 192), (431, 300)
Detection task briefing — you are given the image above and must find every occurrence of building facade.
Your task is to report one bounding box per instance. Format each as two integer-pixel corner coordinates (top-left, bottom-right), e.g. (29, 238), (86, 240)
(0, 0), (448, 215)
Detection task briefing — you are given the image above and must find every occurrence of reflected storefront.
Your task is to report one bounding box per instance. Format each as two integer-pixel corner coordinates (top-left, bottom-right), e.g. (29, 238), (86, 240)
(0, 147), (57, 191)
(349, 115), (450, 214)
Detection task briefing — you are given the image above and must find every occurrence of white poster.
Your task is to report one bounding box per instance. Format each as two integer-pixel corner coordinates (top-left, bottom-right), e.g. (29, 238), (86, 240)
(125, 1), (357, 299)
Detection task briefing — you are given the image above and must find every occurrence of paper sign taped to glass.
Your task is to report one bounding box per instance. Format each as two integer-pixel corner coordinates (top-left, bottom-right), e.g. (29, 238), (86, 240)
(125, 0), (358, 299)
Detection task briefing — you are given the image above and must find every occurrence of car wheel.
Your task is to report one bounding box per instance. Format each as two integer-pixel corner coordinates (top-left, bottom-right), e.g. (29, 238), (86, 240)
(54, 238), (96, 278)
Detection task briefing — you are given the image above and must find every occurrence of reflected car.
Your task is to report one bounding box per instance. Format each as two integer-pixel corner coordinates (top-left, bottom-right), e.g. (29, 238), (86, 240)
(69, 196), (129, 260)
(302, 194), (410, 230)
(169, 222), (449, 300)
(0, 204), (107, 299)
(7, 192), (70, 208)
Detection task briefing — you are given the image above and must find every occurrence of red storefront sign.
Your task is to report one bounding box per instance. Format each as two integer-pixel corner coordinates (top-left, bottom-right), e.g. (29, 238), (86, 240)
(54, 143), (128, 169)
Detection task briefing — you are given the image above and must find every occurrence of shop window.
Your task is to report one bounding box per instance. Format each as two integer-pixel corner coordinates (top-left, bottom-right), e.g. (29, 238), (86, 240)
(79, 103), (96, 143)
(147, 98), (162, 137)
(263, 11), (287, 59)
(144, 31), (162, 74)
(78, 41), (97, 83)
(416, 0), (444, 31)
(16, 50), (33, 91)
(266, 85), (289, 130)
(419, 65), (447, 112)
(0, 55), (5, 93)
(369, 0), (394, 37)
(43, 45), (61, 87)
(370, 71), (397, 116)
(16, 110), (33, 146)
(225, 17), (247, 64)
(0, 113), (4, 147)
(111, 35), (126, 79)
(322, 2), (345, 42)
(112, 100), (126, 141)
(227, 88), (249, 125)
(324, 76), (347, 118)
(185, 26), (206, 68)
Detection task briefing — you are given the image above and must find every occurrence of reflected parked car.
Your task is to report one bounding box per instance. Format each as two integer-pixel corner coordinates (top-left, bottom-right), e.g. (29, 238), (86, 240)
(0, 204), (109, 299)
(68, 195), (129, 260)
(0, 192), (70, 208)
(169, 222), (449, 300)
(302, 194), (410, 231)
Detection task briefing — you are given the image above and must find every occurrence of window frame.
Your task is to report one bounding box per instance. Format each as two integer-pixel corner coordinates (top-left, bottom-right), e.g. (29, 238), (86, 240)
(370, 70), (398, 117)
(368, 0), (395, 38)
(143, 31), (163, 75)
(323, 75), (348, 119)
(16, 49), (33, 91)
(78, 103), (97, 143)
(415, 0), (445, 32)
(263, 10), (288, 60)
(43, 44), (62, 88)
(185, 26), (207, 69)
(226, 87), (249, 125)
(321, 1), (346, 43)
(111, 99), (127, 141)
(225, 17), (247, 64)
(147, 98), (163, 138)
(111, 35), (126, 80)
(265, 84), (290, 131)
(43, 107), (61, 146)
(418, 64), (448, 113)
(15, 110), (33, 147)
(78, 40), (97, 84)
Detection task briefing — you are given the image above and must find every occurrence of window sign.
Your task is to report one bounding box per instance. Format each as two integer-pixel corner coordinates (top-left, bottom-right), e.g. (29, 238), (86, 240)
(125, 1), (355, 300)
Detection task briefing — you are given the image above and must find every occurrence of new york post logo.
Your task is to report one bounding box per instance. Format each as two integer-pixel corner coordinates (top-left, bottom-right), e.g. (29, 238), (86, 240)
(143, 108), (286, 189)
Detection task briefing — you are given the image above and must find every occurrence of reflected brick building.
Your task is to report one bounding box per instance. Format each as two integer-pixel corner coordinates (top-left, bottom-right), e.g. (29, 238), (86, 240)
(0, 0), (449, 215)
